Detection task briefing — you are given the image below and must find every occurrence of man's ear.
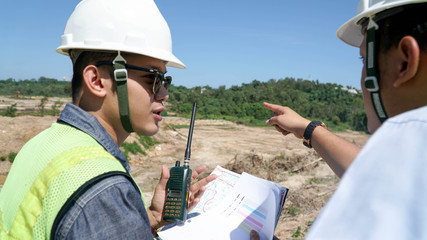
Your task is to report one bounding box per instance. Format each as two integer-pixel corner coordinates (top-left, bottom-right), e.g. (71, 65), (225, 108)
(82, 65), (107, 98)
(394, 36), (420, 87)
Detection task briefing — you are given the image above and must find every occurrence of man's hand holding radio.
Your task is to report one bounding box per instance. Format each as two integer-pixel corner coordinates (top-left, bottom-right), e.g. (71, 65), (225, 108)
(147, 164), (217, 229)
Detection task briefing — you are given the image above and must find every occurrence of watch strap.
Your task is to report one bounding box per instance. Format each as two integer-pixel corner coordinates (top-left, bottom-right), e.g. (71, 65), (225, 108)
(303, 121), (325, 148)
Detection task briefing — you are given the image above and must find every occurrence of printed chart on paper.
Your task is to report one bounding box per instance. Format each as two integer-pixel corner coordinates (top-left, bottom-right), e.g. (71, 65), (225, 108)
(190, 165), (241, 214)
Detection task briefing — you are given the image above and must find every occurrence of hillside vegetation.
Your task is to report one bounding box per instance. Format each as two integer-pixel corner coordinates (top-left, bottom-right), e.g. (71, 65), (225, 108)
(0, 77), (70, 97)
(0, 77), (366, 132)
(168, 78), (366, 132)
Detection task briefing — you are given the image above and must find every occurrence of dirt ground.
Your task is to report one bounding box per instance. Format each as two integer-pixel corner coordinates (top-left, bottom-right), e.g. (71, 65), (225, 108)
(0, 97), (370, 239)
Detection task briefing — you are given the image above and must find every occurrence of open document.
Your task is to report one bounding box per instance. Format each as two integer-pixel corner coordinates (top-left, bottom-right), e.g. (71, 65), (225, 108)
(158, 166), (288, 240)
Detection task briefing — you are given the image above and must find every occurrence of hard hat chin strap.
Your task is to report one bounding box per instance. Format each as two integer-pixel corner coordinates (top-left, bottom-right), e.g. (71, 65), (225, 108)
(365, 18), (388, 123)
(113, 51), (134, 133)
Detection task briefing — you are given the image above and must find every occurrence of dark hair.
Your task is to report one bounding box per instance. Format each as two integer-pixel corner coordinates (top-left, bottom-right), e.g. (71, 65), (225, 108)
(71, 51), (120, 103)
(376, 2), (427, 53)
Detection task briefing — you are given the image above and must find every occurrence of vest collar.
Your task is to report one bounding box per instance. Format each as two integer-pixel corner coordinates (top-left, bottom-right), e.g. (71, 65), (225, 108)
(57, 103), (130, 172)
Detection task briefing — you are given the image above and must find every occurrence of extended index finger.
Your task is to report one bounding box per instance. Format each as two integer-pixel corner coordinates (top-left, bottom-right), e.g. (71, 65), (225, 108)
(263, 102), (283, 114)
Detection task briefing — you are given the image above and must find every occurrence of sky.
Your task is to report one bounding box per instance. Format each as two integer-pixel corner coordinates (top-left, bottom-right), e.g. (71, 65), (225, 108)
(0, 0), (362, 89)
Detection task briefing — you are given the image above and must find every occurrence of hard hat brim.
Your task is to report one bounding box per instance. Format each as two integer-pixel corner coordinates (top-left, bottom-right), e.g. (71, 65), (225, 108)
(56, 45), (186, 69)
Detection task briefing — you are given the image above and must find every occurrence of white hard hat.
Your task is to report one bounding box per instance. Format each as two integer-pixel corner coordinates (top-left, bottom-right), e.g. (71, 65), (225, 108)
(56, 0), (185, 69)
(337, 0), (427, 47)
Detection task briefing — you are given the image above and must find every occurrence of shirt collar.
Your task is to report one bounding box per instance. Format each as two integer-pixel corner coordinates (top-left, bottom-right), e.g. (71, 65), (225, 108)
(57, 103), (130, 172)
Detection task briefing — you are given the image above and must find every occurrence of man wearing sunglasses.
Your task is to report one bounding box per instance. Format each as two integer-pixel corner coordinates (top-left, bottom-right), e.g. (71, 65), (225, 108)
(0, 0), (215, 239)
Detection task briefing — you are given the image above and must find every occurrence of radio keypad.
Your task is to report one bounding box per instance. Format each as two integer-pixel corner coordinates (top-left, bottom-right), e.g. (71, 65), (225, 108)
(164, 196), (183, 218)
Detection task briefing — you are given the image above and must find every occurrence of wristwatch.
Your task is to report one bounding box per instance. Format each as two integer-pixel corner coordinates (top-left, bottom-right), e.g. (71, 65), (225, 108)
(303, 121), (326, 148)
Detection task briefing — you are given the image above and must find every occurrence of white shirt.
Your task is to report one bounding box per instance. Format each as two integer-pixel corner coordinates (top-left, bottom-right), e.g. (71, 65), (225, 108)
(307, 106), (427, 240)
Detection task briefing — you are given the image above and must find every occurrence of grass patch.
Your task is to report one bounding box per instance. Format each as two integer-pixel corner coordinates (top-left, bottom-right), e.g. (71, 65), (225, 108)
(287, 205), (300, 216)
(122, 141), (146, 161)
(292, 226), (302, 239)
(139, 136), (160, 149)
(307, 177), (321, 185)
(121, 136), (160, 162)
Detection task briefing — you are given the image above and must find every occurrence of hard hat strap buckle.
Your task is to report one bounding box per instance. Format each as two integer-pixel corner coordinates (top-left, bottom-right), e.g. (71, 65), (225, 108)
(114, 68), (128, 82)
(365, 24), (388, 123)
(364, 76), (379, 92)
(113, 51), (128, 82)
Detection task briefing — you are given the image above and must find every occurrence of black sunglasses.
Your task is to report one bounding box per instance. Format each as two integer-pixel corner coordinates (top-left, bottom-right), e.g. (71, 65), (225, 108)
(96, 61), (172, 95)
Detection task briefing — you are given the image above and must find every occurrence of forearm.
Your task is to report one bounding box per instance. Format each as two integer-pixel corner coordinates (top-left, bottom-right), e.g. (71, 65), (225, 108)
(311, 127), (361, 178)
(262, 102), (361, 178)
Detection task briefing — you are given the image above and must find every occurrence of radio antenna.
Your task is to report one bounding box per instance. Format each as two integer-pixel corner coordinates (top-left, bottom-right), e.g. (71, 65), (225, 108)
(184, 102), (197, 166)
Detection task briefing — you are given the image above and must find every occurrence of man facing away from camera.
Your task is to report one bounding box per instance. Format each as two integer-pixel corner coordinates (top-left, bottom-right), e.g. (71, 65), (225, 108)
(261, 0), (427, 239)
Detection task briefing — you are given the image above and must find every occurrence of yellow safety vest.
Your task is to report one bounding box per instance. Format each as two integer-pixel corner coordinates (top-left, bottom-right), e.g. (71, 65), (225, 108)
(0, 123), (144, 239)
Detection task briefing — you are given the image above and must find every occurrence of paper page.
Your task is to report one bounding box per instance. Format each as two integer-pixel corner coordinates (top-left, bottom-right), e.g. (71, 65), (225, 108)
(221, 172), (281, 240)
(189, 165), (241, 215)
(159, 171), (288, 240)
(239, 173), (288, 226)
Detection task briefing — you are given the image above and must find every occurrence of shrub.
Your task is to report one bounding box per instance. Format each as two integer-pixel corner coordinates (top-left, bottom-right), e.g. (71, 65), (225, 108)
(50, 101), (63, 116)
(8, 152), (17, 163)
(38, 96), (48, 117)
(332, 115), (340, 125)
(4, 103), (18, 117)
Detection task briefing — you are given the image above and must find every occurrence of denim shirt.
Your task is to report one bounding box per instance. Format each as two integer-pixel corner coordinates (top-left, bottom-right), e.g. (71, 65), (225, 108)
(53, 104), (152, 239)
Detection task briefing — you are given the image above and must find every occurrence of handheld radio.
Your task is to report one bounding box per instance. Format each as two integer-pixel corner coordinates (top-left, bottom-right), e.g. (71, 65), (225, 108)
(162, 102), (197, 223)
